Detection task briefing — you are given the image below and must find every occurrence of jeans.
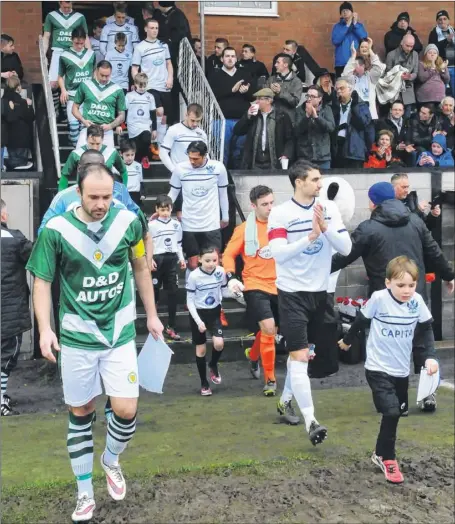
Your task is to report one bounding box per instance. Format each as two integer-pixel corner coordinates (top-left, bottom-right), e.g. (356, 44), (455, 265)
(449, 66), (455, 97)
(6, 148), (29, 169)
(404, 104), (416, 120)
(314, 160), (331, 169)
(213, 118), (246, 167)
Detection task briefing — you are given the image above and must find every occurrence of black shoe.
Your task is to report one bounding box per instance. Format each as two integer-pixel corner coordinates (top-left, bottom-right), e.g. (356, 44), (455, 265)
(308, 421), (327, 446)
(1, 402), (19, 416)
(2, 393), (12, 408)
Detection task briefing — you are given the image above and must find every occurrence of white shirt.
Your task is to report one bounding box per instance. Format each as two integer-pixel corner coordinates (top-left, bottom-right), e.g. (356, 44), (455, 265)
(125, 90), (156, 138)
(125, 161), (143, 192)
(148, 217), (184, 261)
(362, 289), (432, 377)
(338, 100), (352, 138)
(100, 22), (139, 56)
(160, 122), (208, 172)
(104, 47), (132, 90)
(132, 39), (171, 92)
(261, 111), (272, 151)
(354, 75), (370, 102)
(186, 266), (227, 310)
(169, 159), (229, 232)
(106, 14), (135, 25)
(89, 37), (104, 65)
(268, 198), (351, 293)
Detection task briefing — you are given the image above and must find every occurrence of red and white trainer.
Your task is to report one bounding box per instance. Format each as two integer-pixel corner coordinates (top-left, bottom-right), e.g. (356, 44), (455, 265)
(100, 453), (126, 500)
(71, 493), (96, 522)
(371, 452), (404, 484)
(209, 366), (222, 385)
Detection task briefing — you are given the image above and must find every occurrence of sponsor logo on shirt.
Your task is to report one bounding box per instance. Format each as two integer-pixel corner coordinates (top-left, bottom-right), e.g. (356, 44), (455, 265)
(153, 58), (164, 66)
(205, 294), (216, 306)
(302, 238), (323, 255)
(407, 299), (419, 314)
(76, 272), (124, 303)
(137, 108), (145, 116)
(258, 246), (272, 259)
(191, 187), (209, 197)
(381, 328), (414, 339)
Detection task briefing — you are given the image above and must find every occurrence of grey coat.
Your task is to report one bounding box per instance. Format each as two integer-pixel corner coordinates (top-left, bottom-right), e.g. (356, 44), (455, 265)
(295, 104), (335, 162)
(386, 47), (419, 105)
(266, 72), (303, 124)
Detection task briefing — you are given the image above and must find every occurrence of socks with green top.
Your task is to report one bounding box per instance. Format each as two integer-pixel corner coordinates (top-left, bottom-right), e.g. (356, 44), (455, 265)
(67, 411), (95, 498)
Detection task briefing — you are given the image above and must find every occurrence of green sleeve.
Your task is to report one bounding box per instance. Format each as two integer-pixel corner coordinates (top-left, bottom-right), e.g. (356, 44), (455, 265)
(117, 89), (127, 112)
(90, 53), (96, 71)
(58, 56), (66, 79)
(26, 227), (60, 282)
(73, 83), (85, 105)
(138, 210), (148, 237)
(114, 152), (128, 185)
(59, 151), (78, 190)
(43, 14), (52, 33)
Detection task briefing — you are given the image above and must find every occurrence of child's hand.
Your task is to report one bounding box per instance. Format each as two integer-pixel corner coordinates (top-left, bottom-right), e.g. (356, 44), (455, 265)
(338, 339), (351, 351)
(198, 322), (207, 333)
(151, 259), (157, 271)
(151, 130), (157, 141)
(425, 359), (439, 375)
(179, 260), (187, 270)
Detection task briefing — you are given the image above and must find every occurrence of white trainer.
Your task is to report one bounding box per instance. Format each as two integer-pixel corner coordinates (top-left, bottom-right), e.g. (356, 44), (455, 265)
(100, 453), (126, 501)
(71, 493), (96, 522)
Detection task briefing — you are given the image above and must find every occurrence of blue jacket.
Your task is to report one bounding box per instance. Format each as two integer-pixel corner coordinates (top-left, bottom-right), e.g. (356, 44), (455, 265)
(417, 134), (454, 167)
(39, 181), (147, 234)
(331, 19), (367, 67)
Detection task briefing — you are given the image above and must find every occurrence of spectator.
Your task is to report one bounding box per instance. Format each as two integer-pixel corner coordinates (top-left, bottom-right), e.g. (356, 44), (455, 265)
(436, 96), (455, 150)
(100, 4), (139, 57)
(331, 2), (367, 77)
(106, 2), (135, 25)
(391, 173), (441, 232)
(385, 34), (419, 118)
(266, 54), (303, 125)
(2, 76), (34, 170)
(314, 68), (338, 107)
(132, 18), (173, 149)
(364, 129), (402, 168)
(416, 44), (450, 106)
(384, 12), (423, 56)
(376, 100), (414, 165)
(206, 38), (229, 77)
(271, 40), (306, 83)
(331, 181), (454, 301)
(1, 199), (33, 416)
(191, 38), (206, 68)
(155, 1), (191, 62)
(407, 103), (438, 162)
(208, 47), (252, 165)
(332, 77), (374, 168)
(428, 9), (454, 96)
(105, 32), (132, 94)
(342, 38), (385, 120)
(1, 34), (23, 84)
(238, 44), (269, 88)
(417, 134), (454, 167)
(295, 85), (335, 169)
(233, 87), (294, 170)
(90, 19), (106, 65)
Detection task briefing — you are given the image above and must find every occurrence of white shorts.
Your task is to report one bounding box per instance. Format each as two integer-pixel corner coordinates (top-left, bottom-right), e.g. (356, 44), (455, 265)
(49, 49), (64, 83)
(66, 100), (84, 124)
(61, 340), (139, 407)
(76, 127), (115, 148)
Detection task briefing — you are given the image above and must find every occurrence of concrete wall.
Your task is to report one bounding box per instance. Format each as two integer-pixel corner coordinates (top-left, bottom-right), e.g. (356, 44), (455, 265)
(232, 169), (454, 339)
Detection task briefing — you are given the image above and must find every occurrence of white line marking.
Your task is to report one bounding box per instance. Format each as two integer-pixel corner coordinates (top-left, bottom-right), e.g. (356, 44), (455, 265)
(440, 380), (455, 391)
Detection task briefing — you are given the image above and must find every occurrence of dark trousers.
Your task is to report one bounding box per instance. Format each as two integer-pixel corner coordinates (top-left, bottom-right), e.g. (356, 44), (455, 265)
(335, 66), (345, 78)
(153, 253), (179, 328)
(129, 191), (142, 207)
(1, 334), (23, 375)
(6, 148), (29, 169)
(132, 131), (151, 161)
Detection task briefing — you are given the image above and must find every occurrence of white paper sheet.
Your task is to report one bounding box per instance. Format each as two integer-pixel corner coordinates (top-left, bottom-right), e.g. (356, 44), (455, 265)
(416, 367), (440, 402)
(137, 335), (174, 394)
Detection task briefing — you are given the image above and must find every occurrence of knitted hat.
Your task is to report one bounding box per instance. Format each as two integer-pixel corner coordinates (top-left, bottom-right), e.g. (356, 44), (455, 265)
(432, 133), (447, 151)
(368, 182), (395, 206)
(425, 43), (439, 55)
(339, 2), (353, 14)
(396, 12), (410, 23)
(436, 10), (449, 20)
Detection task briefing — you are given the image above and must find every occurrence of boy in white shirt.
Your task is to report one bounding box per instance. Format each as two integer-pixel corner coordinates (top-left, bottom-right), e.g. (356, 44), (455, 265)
(90, 19), (105, 65)
(119, 138), (144, 206)
(105, 32), (132, 94)
(339, 256), (438, 485)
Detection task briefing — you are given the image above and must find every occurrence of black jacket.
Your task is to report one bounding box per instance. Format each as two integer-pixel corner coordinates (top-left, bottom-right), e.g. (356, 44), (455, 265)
(401, 191), (439, 231)
(237, 59), (269, 86)
(1, 223), (33, 338)
(205, 53), (223, 77)
(208, 68), (253, 119)
(157, 6), (192, 65)
(407, 113), (437, 151)
(375, 116), (409, 147)
(384, 22), (423, 56)
(2, 90), (35, 149)
(295, 104), (335, 162)
(1, 52), (24, 81)
(233, 108), (294, 169)
(331, 199), (454, 300)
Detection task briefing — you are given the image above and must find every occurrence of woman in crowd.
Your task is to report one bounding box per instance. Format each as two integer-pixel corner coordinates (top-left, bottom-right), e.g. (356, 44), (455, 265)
(364, 129), (402, 168)
(436, 96), (454, 151)
(416, 44), (450, 106)
(315, 68), (338, 108)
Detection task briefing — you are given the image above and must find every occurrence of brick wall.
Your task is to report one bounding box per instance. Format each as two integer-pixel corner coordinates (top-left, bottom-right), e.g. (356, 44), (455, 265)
(1, 2), (42, 84)
(180, 1), (454, 71)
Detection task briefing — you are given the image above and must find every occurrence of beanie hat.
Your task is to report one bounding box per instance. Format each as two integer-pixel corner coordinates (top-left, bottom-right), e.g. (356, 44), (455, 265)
(368, 182), (395, 206)
(436, 10), (449, 20)
(425, 43), (439, 55)
(339, 2), (353, 14)
(432, 133), (447, 151)
(396, 12), (410, 23)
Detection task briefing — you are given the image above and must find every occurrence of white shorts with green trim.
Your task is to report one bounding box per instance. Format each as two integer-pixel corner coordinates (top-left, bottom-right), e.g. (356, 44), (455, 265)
(49, 48), (64, 83)
(61, 340), (139, 407)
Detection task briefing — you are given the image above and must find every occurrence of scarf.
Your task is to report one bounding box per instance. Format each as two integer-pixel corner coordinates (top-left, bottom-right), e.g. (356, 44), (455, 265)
(244, 212), (259, 257)
(436, 25), (455, 42)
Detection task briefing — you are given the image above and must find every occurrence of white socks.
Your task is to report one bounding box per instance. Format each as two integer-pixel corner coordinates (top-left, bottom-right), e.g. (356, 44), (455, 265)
(280, 357), (293, 403)
(289, 360), (316, 432)
(156, 116), (167, 144)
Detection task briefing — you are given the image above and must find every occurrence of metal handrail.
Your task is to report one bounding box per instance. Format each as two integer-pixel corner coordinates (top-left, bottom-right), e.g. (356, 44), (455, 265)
(177, 37), (226, 163)
(38, 35), (61, 177)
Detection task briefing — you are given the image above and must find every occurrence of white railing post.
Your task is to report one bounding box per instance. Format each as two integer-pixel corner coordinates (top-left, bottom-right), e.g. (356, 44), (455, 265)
(178, 38), (226, 164)
(38, 35), (61, 178)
